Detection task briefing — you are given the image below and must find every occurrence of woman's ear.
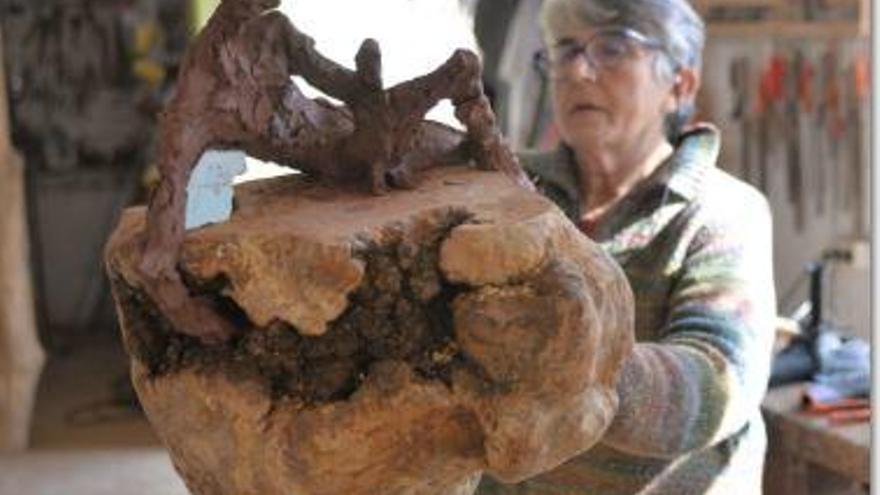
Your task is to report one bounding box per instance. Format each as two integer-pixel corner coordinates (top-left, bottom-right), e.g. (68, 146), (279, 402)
(672, 67), (700, 107)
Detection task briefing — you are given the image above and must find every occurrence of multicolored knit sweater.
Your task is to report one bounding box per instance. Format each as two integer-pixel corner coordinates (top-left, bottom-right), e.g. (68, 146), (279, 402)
(477, 125), (777, 494)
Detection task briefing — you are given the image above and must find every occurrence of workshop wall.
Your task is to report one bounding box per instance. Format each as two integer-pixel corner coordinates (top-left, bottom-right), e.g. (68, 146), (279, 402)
(680, 2), (872, 342)
(701, 37), (870, 341)
(1, 0), (189, 347)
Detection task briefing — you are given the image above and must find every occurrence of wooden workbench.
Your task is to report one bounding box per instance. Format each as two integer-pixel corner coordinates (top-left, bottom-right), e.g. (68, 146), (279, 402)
(762, 384), (870, 494)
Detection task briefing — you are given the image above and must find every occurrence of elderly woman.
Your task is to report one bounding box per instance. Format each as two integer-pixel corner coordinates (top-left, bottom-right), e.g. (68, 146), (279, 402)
(478, 0), (777, 494)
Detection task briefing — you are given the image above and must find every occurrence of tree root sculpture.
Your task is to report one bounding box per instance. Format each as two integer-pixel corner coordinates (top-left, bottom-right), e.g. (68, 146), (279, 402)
(106, 167), (634, 495)
(105, 2), (636, 494)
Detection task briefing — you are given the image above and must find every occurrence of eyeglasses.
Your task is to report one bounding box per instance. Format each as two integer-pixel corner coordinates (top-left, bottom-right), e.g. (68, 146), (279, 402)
(533, 28), (667, 79)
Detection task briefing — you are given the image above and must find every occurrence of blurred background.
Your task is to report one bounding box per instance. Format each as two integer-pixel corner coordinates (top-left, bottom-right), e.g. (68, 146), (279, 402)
(0, 0), (871, 494)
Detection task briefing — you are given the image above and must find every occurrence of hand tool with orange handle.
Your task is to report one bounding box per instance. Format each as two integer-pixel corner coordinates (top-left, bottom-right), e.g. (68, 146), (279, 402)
(754, 53), (787, 194)
(802, 384), (871, 426)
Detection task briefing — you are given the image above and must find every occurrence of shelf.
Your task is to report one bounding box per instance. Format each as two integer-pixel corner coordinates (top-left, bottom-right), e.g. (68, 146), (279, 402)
(707, 19), (868, 38)
(694, 0), (869, 39)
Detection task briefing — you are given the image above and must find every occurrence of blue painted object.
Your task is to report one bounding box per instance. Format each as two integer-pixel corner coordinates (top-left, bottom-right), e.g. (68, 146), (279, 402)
(185, 149), (247, 230)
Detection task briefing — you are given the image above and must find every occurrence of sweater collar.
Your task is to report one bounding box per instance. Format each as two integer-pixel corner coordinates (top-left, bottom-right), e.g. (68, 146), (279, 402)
(528, 123), (722, 207)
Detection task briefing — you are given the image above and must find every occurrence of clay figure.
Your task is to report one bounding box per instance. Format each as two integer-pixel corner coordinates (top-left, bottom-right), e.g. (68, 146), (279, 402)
(139, 0), (531, 344)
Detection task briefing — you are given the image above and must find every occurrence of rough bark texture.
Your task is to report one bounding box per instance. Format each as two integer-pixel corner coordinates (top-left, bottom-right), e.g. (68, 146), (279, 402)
(0, 148), (45, 452)
(106, 167), (634, 495)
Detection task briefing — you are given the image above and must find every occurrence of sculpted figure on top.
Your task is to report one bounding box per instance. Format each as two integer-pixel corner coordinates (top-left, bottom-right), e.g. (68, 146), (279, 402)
(138, 0), (530, 343)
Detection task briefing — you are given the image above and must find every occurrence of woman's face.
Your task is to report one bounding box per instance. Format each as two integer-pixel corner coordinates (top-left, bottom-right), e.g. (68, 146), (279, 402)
(547, 26), (682, 155)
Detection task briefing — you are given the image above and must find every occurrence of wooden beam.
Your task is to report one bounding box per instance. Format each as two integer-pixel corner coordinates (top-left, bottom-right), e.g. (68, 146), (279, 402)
(0, 26), (10, 161)
(0, 24), (46, 452)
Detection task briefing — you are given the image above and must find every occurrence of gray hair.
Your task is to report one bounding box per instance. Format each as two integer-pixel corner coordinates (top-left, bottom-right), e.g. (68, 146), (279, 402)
(539, 0), (705, 141)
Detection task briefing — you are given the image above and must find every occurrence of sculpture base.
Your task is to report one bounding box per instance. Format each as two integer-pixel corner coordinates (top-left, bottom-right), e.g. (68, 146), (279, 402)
(105, 166), (633, 495)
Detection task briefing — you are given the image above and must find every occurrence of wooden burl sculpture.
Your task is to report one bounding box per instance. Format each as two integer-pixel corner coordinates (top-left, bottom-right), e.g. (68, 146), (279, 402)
(105, 1), (635, 494)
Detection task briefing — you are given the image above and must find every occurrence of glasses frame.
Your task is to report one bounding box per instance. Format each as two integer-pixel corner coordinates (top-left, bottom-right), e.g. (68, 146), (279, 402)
(533, 28), (668, 79)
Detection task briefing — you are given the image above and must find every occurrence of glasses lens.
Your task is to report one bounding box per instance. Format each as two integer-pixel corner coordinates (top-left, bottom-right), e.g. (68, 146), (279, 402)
(549, 42), (585, 66)
(541, 31), (659, 78)
(588, 33), (635, 68)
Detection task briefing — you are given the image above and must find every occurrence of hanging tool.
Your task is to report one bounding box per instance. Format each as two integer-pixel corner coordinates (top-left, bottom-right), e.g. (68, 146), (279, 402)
(729, 56), (753, 182)
(755, 53), (787, 194)
(809, 48), (827, 216)
(848, 50), (869, 238)
(793, 48), (824, 218)
(786, 49), (813, 232)
(785, 50), (805, 233)
(819, 46), (846, 214)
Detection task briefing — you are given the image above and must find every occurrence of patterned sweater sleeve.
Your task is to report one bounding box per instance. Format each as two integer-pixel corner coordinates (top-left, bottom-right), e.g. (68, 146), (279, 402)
(601, 188), (777, 458)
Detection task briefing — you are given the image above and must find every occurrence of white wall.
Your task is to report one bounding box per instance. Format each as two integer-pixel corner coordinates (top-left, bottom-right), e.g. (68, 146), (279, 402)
(238, 0), (478, 183)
